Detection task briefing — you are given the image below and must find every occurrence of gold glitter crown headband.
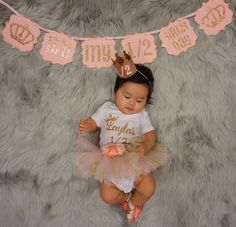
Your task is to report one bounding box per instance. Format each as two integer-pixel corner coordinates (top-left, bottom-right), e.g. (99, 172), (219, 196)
(112, 51), (152, 88)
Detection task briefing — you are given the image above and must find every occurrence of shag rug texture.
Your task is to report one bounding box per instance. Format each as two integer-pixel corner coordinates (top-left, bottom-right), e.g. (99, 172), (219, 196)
(0, 0), (236, 226)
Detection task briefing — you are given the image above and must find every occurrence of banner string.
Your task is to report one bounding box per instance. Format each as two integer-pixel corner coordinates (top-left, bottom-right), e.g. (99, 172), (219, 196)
(0, 0), (19, 15)
(0, 0), (197, 41)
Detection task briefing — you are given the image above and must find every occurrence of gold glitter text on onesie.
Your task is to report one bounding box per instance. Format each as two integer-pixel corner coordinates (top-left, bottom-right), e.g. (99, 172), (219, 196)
(105, 114), (135, 136)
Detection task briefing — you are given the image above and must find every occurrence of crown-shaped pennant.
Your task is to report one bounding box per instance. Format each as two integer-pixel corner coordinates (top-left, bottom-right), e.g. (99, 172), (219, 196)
(2, 14), (40, 52)
(112, 51), (137, 78)
(194, 0), (233, 36)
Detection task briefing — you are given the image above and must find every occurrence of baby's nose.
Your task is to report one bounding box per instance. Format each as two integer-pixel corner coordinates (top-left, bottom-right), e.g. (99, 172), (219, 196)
(129, 99), (135, 105)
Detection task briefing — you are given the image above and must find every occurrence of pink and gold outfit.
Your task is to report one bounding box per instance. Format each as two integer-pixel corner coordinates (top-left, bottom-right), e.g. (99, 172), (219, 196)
(73, 138), (167, 193)
(73, 102), (168, 193)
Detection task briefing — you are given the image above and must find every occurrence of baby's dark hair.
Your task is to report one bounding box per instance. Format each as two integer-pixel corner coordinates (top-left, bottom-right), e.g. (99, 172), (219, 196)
(114, 64), (154, 104)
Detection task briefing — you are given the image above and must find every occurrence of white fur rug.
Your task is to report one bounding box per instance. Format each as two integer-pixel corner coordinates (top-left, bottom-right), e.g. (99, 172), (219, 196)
(0, 0), (236, 226)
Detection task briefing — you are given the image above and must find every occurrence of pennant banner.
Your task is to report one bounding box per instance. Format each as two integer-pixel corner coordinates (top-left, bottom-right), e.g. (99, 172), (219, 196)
(121, 33), (157, 64)
(2, 14), (40, 52)
(194, 0), (233, 36)
(40, 31), (77, 65)
(159, 18), (197, 56)
(0, 0), (234, 67)
(81, 37), (116, 68)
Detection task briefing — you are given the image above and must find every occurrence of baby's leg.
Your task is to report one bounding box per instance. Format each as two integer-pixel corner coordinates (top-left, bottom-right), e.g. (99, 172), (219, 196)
(131, 173), (156, 207)
(100, 182), (130, 205)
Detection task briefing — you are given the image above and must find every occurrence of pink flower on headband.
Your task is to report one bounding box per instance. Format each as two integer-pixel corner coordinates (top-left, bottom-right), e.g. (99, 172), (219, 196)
(101, 143), (126, 158)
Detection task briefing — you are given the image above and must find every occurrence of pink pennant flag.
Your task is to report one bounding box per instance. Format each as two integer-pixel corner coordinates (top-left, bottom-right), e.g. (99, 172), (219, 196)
(40, 31), (77, 65)
(121, 34), (157, 64)
(81, 38), (116, 68)
(2, 14), (40, 52)
(159, 18), (197, 56)
(195, 0), (233, 36)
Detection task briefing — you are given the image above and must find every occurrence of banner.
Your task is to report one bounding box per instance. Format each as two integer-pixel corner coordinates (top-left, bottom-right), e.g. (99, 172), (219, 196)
(0, 0), (234, 67)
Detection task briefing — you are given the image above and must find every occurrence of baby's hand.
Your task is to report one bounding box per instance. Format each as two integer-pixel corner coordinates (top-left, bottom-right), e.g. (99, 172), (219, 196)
(133, 131), (155, 155)
(78, 118), (97, 133)
(134, 140), (147, 156)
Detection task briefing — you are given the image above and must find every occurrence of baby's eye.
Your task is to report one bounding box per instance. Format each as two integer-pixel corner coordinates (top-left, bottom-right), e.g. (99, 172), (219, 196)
(124, 95), (130, 99)
(136, 100), (143, 103)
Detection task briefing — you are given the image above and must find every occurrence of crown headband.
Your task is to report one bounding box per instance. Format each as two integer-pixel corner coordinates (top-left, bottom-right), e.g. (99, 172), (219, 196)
(112, 51), (137, 78)
(112, 51), (152, 88)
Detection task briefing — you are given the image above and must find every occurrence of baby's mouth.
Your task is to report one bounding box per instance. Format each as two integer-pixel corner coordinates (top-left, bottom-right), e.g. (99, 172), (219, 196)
(126, 107), (134, 111)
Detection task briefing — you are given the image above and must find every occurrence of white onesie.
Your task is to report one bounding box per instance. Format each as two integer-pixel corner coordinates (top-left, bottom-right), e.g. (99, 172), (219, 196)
(92, 101), (154, 192)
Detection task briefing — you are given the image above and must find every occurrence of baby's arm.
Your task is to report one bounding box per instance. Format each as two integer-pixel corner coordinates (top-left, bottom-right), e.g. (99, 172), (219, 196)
(135, 130), (156, 155)
(78, 118), (98, 133)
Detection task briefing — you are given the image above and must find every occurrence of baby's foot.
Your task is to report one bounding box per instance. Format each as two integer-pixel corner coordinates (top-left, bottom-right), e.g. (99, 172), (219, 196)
(120, 188), (136, 212)
(126, 200), (142, 224)
(120, 192), (132, 212)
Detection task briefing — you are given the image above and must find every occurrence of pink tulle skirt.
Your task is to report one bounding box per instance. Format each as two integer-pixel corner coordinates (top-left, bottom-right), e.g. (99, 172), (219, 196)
(73, 137), (168, 185)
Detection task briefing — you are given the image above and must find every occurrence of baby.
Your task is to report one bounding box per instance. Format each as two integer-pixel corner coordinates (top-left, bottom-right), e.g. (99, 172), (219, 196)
(74, 54), (167, 224)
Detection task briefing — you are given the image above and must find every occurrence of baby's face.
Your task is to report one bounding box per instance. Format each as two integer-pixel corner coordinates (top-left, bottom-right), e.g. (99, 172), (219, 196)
(114, 81), (148, 115)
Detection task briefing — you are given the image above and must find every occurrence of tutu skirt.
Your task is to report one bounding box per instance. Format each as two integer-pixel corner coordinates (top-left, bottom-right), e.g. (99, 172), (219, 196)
(73, 137), (168, 188)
